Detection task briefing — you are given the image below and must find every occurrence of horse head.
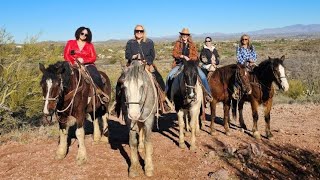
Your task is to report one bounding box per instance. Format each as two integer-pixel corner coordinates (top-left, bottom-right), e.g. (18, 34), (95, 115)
(268, 55), (289, 91)
(39, 61), (70, 116)
(123, 60), (148, 120)
(182, 60), (199, 100)
(236, 64), (252, 95)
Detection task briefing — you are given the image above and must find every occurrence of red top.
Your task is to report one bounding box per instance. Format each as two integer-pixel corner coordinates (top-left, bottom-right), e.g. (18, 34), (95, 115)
(63, 40), (97, 65)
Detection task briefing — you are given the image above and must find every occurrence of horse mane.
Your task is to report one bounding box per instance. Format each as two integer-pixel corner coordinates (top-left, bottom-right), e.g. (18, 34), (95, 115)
(41, 61), (72, 89)
(125, 61), (147, 83)
(215, 64), (237, 83)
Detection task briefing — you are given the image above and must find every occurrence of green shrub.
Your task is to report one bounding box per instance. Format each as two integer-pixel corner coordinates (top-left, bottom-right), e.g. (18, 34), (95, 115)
(285, 79), (306, 99)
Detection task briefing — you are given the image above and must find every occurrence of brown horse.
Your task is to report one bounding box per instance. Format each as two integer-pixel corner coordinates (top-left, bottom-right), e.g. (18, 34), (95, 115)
(208, 64), (252, 135)
(232, 56), (289, 139)
(39, 61), (111, 165)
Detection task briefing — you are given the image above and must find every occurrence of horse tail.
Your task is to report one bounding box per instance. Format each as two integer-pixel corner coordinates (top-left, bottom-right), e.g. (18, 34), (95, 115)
(231, 99), (238, 121)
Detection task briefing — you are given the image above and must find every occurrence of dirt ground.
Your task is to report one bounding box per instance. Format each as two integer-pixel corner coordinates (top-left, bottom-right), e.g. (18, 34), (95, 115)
(0, 103), (319, 179)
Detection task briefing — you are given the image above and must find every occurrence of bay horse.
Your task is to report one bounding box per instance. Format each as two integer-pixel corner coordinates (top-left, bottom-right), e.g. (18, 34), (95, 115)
(232, 55), (289, 139)
(169, 60), (203, 151)
(208, 64), (252, 135)
(121, 60), (157, 177)
(39, 61), (111, 165)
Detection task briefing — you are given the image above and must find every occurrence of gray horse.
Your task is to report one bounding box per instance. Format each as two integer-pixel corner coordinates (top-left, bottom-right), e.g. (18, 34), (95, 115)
(121, 60), (157, 177)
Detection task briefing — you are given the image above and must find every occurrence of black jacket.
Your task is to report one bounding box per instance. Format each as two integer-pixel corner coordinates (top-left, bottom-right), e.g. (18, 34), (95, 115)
(125, 38), (155, 65)
(199, 45), (220, 65)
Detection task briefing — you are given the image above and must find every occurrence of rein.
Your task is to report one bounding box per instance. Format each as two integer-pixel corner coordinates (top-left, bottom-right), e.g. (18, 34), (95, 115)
(57, 67), (82, 113)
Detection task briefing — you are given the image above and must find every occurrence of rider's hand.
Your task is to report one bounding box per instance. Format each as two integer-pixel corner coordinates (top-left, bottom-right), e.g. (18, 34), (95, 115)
(132, 54), (139, 60)
(184, 56), (190, 61)
(77, 58), (84, 63)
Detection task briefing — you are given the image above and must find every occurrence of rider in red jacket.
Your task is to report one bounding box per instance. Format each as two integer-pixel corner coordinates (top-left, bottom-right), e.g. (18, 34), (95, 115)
(63, 26), (106, 101)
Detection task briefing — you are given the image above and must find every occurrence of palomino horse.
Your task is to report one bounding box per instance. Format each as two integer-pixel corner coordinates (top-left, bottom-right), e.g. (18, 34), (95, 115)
(232, 56), (289, 139)
(208, 64), (252, 135)
(121, 60), (157, 177)
(39, 61), (111, 165)
(168, 60), (203, 151)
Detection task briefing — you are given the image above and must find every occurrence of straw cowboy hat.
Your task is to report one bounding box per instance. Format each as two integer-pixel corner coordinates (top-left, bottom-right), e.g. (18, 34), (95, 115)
(179, 28), (190, 35)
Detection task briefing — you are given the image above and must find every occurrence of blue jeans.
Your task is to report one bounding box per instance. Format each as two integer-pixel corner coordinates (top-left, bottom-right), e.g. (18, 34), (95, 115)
(197, 67), (211, 94)
(165, 66), (180, 93)
(165, 65), (211, 94)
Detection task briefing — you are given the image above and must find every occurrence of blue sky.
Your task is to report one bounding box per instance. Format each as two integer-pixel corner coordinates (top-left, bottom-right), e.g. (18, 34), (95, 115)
(1, 0), (320, 43)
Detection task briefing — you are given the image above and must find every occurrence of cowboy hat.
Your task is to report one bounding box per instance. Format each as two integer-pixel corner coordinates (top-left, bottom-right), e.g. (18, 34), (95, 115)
(179, 28), (190, 35)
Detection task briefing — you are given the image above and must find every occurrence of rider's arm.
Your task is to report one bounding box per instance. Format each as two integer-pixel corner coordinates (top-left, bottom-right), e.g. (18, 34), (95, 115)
(63, 40), (76, 64)
(172, 41), (182, 60)
(213, 49), (220, 65)
(249, 45), (257, 62)
(83, 43), (97, 64)
(145, 40), (155, 65)
(236, 46), (246, 65)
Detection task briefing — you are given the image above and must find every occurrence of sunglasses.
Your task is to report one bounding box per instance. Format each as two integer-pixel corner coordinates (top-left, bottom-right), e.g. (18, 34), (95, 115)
(242, 38), (248, 41)
(80, 32), (88, 37)
(135, 30), (144, 33)
(205, 40), (211, 42)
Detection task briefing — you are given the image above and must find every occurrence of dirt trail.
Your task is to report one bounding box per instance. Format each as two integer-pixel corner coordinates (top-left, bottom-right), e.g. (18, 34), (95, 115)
(0, 103), (319, 179)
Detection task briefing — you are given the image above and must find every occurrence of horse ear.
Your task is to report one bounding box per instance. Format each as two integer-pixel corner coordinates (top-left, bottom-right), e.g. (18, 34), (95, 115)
(39, 63), (46, 73)
(280, 55), (285, 61)
(268, 56), (272, 60)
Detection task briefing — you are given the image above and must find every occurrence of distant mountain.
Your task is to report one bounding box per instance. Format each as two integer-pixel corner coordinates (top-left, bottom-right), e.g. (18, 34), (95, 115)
(152, 24), (320, 42)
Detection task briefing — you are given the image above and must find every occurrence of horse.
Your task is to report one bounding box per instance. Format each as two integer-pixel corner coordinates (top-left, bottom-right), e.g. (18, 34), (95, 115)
(208, 64), (252, 135)
(231, 55), (289, 139)
(39, 61), (111, 165)
(169, 60), (203, 151)
(121, 60), (157, 177)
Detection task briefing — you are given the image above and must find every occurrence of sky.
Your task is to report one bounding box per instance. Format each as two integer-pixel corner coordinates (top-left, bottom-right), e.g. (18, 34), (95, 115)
(1, 0), (320, 43)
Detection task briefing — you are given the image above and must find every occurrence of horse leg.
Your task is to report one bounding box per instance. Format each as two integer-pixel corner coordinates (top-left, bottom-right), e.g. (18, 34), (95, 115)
(93, 116), (102, 144)
(144, 121), (154, 177)
(76, 125), (87, 165)
(210, 99), (217, 136)
(184, 112), (190, 137)
(129, 124), (139, 178)
(264, 99), (273, 140)
(138, 125), (145, 153)
(223, 102), (231, 136)
(251, 100), (261, 139)
(55, 117), (69, 160)
(189, 108), (199, 151)
(195, 113), (200, 137)
(100, 112), (109, 143)
(177, 110), (186, 149)
(238, 100), (247, 131)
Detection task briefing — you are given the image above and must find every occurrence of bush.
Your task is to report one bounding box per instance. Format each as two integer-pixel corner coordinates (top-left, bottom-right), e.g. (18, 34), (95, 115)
(285, 79), (306, 99)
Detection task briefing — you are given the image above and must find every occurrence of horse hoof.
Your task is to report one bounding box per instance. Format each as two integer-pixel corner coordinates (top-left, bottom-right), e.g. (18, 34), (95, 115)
(55, 153), (66, 160)
(100, 136), (109, 143)
(210, 130), (216, 136)
(253, 132), (261, 139)
(225, 131), (231, 136)
(92, 141), (99, 145)
(129, 169), (139, 178)
(267, 133), (274, 140)
(196, 131), (201, 137)
(145, 169), (154, 177)
(190, 145), (197, 152)
(76, 156), (87, 166)
(240, 128), (245, 133)
(179, 143), (186, 149)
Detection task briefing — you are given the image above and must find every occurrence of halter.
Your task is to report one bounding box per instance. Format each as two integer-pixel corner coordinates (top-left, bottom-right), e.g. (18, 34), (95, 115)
(124, 69), (157, 122)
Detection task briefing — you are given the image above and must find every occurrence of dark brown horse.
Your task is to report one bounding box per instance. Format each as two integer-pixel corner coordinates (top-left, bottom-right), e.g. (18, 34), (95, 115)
(208, 64), (252, 135)
(232, 56), (289, 139)
(39, 61), (111, 165)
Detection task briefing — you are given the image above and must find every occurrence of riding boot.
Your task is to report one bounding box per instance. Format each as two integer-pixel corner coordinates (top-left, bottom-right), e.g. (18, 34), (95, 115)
(96, 88), (109, 103)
